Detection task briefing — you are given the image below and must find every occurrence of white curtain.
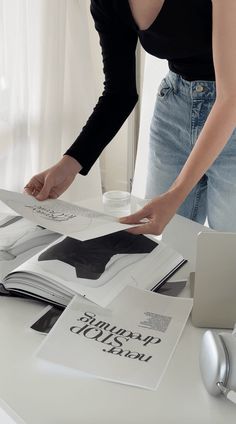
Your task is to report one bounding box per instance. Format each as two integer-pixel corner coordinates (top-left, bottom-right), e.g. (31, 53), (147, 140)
(0, 0), (102, 203)
(132, 53), (168, 199)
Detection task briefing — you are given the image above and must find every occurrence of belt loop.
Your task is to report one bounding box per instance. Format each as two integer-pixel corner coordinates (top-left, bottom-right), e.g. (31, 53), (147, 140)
(190, 81), (194, 99)
(169, 70), (178, 93)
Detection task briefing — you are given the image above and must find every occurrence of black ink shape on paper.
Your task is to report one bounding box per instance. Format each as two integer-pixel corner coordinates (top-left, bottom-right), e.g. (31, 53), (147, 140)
(38, 231), (157, 279)
(31, 306), (63, 333)
(0, 215), (22, 228)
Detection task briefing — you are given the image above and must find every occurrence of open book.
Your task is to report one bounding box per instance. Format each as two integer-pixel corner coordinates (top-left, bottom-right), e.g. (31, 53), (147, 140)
(0, 228), (186, 308)
(0, 190), (187, 308)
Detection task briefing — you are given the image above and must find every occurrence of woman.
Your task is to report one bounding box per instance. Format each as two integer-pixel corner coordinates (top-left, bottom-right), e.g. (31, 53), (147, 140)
(25, 0), (236, 235)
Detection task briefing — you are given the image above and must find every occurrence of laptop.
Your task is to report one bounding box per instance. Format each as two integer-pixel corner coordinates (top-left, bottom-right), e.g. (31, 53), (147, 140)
(190, 231), (236, 329)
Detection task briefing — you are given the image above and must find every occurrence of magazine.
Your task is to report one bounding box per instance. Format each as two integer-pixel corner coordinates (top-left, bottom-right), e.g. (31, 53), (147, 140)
(0, 229), (187, 308)
(36, 286), (193, 390)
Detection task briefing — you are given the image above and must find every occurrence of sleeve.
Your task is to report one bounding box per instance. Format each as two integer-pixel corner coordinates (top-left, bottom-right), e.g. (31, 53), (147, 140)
(64, 0), (139, 175)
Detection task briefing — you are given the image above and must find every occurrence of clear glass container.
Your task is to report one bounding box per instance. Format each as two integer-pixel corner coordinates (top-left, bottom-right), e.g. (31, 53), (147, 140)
(102, 190), (131, 217)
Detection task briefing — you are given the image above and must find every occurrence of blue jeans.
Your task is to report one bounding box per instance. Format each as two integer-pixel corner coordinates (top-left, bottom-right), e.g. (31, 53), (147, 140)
(145, 70), (236, 231)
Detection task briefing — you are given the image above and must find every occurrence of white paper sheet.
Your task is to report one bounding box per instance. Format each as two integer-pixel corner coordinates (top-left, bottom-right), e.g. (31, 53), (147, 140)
(36, 287), (193, 390)
(0, 399), (26, 424)
(0, 189), (136, 241)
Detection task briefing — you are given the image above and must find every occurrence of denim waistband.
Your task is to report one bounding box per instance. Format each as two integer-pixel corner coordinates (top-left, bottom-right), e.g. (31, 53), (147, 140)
(166, 70), (216, 100)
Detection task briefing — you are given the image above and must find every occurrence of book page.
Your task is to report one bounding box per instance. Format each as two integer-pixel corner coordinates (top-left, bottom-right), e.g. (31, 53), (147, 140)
(0, 189), (137, 241)
(4, 232), (185, 307)
(0, 399), (26, 424)
(36, 287), (193, 390)
(0, 214), (60, 280)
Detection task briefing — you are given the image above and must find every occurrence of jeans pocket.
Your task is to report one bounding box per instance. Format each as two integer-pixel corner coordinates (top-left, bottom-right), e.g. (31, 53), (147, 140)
(157, 77), (174, 100)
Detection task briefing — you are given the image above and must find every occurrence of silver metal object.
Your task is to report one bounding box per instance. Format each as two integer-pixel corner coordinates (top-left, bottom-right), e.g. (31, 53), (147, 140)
(199, 331), (229, 395)
(195, 84), (204, 92)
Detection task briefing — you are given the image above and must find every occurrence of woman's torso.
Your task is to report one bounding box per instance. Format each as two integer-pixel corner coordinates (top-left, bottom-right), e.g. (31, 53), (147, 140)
(114, 0), (214, 81)
(64, 0), (214, 173)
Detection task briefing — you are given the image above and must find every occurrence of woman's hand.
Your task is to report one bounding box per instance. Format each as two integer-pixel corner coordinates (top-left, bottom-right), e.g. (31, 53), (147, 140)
(24, 155), (82, 200)
(119, 190), (182, 236)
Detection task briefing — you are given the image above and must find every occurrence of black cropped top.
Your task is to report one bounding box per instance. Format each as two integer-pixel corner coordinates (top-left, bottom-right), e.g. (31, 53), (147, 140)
(65, 0), (214, 175)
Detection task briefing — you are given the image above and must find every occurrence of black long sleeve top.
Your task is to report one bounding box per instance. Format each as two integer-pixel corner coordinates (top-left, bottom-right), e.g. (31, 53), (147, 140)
(65, 0), (213, 175)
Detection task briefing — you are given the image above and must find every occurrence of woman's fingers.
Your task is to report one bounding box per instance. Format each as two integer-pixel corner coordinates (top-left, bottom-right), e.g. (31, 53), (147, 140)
(24, 178), (43, 196)
(49, 188), (60, 199)
(125, 221), (154, 235)
(24, 185), (34, 195)
(24, 156), (81, 202)
(35, 186), (50, 201)
(119, 198), (170, 236)
(119, 206), (159, 235)
(119, 207), (149, 225)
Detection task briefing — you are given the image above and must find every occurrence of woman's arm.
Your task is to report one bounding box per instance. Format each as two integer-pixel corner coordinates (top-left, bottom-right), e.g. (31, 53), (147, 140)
(25, 1), (139, 200)
(121, 0), (236, 234)
(65, 0), (139, 175)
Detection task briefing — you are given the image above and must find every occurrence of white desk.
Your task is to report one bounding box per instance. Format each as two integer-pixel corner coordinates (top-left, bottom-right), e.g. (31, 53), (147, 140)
(0, 200), (235, 424)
